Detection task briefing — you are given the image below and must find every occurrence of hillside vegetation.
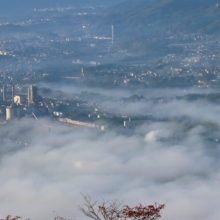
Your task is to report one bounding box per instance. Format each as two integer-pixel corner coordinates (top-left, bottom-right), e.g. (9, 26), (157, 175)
(99, 0), (220, 34)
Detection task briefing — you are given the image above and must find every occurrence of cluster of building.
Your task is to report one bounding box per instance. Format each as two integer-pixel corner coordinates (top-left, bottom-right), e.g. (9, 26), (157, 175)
(3, 85), (48, 120)
(1, 85), (107, 130)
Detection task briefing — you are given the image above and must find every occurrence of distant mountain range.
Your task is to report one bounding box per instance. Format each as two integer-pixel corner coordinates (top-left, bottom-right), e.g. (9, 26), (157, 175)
(98, 0), (220, 34)
(0, 0), (123, 21)
(0, 0), (123, 11)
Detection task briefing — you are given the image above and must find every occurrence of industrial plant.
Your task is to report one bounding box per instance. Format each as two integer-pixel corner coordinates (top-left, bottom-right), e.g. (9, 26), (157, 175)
(2, 85), (47, 120)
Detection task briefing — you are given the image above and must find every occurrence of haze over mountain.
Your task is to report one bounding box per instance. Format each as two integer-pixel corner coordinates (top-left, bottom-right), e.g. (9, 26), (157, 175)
(0, 0), (123, 21)
(100, 0), (220, 34)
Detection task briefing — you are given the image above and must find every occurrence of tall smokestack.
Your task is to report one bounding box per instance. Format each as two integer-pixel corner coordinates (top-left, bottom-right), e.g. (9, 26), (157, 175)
(2, 86), (6, 101)
(12, 85), (14, 103)
(112, 25), (114, 45)
(28, 86), (31, 107)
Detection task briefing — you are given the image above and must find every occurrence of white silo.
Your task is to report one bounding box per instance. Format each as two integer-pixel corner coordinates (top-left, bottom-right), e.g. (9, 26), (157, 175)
(6, 106), (15, 120)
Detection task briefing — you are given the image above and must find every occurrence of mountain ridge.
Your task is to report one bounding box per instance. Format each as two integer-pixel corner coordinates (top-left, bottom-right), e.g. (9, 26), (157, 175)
(98, 0), (220, 34)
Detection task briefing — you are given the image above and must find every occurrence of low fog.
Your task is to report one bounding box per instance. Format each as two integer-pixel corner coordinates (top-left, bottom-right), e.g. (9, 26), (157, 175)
(40, 83), (220, 121)
(40, 82), (220, 98)
(1, 91), (220, 220)
(1, 0), (220, 219)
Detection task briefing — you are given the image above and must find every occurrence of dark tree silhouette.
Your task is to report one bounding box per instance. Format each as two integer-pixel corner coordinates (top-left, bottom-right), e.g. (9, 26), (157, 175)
(1, 195), (165, 220)
(77, 194), (165, 220)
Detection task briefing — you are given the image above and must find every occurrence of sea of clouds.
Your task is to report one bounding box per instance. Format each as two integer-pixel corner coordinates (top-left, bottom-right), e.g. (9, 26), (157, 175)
(0, 89), (220, 220)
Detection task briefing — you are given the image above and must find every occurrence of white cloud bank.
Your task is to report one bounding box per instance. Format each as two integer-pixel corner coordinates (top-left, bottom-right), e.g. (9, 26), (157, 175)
(0, 117), (219, 220)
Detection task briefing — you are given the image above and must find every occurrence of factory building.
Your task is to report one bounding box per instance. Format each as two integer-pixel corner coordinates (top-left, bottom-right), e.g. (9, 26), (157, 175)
(2, 85), (16, 102)
(59, 118), (105, 130)
(124, 119), (148, 128)
(53, 111), (65, 117)
(6, 105), (23, 120)
(14, 94), (27, 105)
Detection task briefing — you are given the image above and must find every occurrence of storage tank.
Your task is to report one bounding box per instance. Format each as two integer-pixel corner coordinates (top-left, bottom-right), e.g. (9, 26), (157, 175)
(6, 106), (15, 120)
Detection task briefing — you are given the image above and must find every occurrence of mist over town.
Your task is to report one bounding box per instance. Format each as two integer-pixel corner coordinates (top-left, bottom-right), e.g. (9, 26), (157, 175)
(1, 0), (220, 219)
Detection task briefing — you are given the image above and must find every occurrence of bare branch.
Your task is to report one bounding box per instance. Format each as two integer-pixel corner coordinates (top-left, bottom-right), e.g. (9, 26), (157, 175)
(78, 194), (165, 220)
